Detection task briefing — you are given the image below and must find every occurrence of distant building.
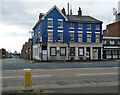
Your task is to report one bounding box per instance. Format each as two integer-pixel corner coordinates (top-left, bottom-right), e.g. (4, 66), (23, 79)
(21, 39), (32, 60)
(0, 48), (7, 59)
(116, 1), (120, 22)
(32, 5), (103, 61)
(103, 21), (120, 59)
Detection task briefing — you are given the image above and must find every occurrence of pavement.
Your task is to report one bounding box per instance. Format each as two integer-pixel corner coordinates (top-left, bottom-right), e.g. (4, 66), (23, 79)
(1, 58), (119, 70)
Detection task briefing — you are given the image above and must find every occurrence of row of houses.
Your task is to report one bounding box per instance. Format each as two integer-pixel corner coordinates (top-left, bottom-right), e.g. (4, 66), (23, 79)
(21, 4), (120, 61)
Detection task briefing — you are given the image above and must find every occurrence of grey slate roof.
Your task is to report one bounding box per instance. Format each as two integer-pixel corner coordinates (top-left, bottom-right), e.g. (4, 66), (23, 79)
(67, 15), (102, 23)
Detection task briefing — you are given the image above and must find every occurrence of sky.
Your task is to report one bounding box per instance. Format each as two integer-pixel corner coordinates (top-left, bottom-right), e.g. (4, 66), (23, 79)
(0, 0), (119, 53)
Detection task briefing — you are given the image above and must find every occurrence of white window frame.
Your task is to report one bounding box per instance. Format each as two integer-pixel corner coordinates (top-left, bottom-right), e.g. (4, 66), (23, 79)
(69, 31), (74, 42)
(96, 24), (100, 30)
(58, 19), (63, 28)
(103, 40), (107, 45)
(110, 40), (115, 45)
(70, 22), (74, 29)
(78, 23), (82, 29)
(87, 24), (91, 30)
(47, 29), (53, 41)
(58, 30), (63, 42)
(48, 18), (53, 28)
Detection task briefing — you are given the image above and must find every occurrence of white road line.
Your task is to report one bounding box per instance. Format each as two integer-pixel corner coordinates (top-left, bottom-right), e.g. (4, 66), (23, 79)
(32, 75), (52, 77)
(76, 73), (118, 76)
(0, 75), (52, 79)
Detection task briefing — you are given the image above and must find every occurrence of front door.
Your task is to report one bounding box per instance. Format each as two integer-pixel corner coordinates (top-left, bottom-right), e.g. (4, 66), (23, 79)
(42, 46), (47, 61)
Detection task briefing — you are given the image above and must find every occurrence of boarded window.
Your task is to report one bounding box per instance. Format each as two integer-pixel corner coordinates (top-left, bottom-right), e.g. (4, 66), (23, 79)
(78, 33), (82, 42)
(48, 31), (53, 41)
(96, 34), (100, 42)
(87, 33), (91, 42)
(58, 32), (63, 42)
(70, 47), (75, 56)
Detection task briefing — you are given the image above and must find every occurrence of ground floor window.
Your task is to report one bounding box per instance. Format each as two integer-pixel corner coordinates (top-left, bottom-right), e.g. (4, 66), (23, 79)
(60, 47), (66, 56)
(113, 50), (117, 55)
(50, 47), (56, 56)
(106, 50), (111, 55)
(70, 47), (75, 56)
(78, 47), (84, 56)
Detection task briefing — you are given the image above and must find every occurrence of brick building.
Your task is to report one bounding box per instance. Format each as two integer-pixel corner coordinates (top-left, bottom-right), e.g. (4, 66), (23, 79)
(21, 39), (32, 60)
(103, 21), (120, 59)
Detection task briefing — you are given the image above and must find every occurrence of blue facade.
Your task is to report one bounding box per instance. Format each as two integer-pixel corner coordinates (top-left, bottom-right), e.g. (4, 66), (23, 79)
(33, 6), (102, 45)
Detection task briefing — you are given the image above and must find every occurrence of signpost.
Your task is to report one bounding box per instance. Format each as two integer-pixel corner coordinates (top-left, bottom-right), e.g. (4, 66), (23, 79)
(23, 69), (32, 91)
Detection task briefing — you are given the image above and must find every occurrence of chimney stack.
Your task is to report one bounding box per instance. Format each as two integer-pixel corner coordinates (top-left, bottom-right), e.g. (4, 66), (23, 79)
(61, 7), (66, 16)
(78, 7), (82, 16)
(39, 13), (44, 19)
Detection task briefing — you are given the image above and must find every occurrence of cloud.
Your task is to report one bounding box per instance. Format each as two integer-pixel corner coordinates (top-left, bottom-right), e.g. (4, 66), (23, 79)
(0, 0), (119, 53)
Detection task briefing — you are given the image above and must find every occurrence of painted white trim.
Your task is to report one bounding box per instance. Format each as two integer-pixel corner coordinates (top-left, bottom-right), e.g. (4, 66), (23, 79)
(103, 37), (120, 39)
(47, 29), (53, 32)
(69, 31), (75, 33)
(78, 31), (83, 33)
(41, 5), (68, 21)
(95, 32), (100, 34)
(58, 19), (63, 21)
(104, 46), (120, 48)
(58, 30), (63, 32)
(87, 31), (92, 33)
(48, 18), (53, 20)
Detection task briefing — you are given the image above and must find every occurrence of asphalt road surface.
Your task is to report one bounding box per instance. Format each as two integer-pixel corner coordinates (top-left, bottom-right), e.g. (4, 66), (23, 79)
(1, 58), (119, 70)
(2, 67), (119, 93)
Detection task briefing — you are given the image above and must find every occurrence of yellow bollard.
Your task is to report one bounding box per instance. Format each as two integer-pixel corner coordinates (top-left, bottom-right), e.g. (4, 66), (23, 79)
(23, 69), (32, 90)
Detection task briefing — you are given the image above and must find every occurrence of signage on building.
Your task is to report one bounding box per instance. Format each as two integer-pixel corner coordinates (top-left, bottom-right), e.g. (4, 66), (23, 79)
(79, 48), (83, 56)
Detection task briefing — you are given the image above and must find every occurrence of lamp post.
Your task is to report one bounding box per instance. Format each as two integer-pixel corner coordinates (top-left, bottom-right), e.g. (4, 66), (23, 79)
(68, 2), (70, 62)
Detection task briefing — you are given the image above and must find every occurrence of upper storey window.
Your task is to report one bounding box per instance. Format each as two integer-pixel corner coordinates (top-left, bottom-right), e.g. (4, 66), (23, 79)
(87, 24), (91, 30)
(78, 23), (82, 29)
(70, 22), (74, 29)
(96, 24), (100, 30)
(48, 18), (53, 28)
(58, 19), (63, 28)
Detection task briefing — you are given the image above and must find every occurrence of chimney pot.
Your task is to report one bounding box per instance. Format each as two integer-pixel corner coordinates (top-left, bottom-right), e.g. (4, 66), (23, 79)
(61, 7), (66, 16)
(78, 7), (82, 16)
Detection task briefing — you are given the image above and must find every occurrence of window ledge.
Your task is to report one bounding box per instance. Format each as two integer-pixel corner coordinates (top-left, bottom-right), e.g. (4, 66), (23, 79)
(48, 26), (53, 28)
(58, 27), (63, 29)
(70, 28), (74, 29)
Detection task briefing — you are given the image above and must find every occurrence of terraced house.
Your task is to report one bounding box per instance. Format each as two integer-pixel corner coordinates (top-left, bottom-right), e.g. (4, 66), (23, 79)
(32, 5), (103, 61)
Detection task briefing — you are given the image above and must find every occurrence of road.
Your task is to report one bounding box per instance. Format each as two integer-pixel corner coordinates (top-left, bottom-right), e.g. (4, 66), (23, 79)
(1, 58), (119, 93)
(2, 67), (119, 93)
(1, 58), (119, 70)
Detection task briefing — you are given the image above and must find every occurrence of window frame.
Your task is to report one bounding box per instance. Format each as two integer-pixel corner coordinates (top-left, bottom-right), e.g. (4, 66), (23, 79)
(70, 47), (75, 56)
(87, 32), (92, 42)
(117, 40), (120, 45)
(78, 23), (82, 29)
(95, 32), (100, 43)
(69, 31), (74, 42)
(110, 40), (115, 45)
(58, 19), (63, 28)
(87, 24), (91, 30)
(48, 18), (53, 28)
(58, 30), (63, 42)
(50, 47), (56, 56)
(103, 40), (107, 45)
(60, 47), (66, 56)
(96, 24), (100, 30)
(70, 22), (74, 29)
(78, 31), (83, 42)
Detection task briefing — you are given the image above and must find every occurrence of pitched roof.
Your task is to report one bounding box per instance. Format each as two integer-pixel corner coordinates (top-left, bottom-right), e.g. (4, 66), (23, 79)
(33, 6), (102, 30)
(67, 15), (102, 23)
(33, 5), (68, 30)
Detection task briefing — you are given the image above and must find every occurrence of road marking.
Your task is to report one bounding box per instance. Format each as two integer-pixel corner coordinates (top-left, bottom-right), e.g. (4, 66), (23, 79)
(76, 73), (118, 76)
(32, 75), (52, 77)
(0, 75), (52, 79)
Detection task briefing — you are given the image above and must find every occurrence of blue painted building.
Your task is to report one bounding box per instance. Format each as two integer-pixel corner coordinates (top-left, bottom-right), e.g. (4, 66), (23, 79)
(32, 5), (103, 61)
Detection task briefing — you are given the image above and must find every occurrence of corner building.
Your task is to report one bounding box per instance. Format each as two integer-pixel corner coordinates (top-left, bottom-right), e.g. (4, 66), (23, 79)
(32, 6), (103, 61)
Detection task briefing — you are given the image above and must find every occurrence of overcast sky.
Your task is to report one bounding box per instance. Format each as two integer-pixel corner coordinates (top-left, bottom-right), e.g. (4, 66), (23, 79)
(0, 0), (119, 53)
